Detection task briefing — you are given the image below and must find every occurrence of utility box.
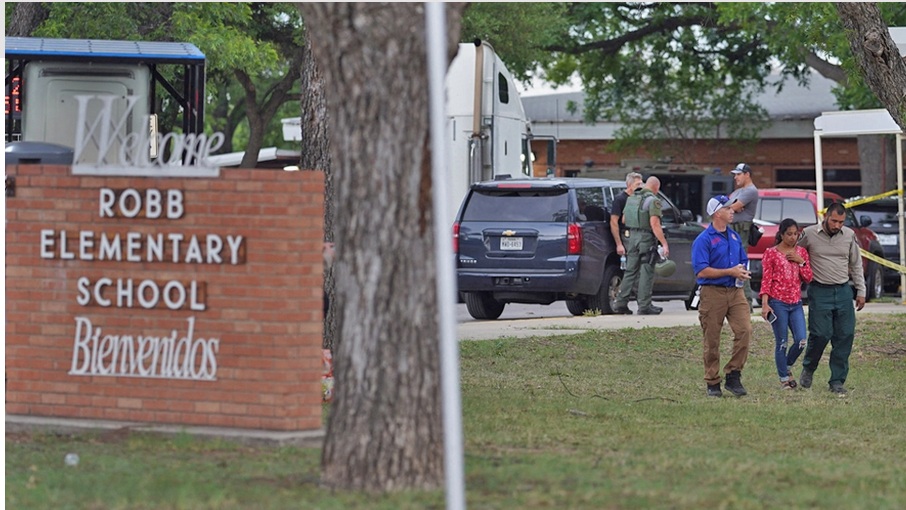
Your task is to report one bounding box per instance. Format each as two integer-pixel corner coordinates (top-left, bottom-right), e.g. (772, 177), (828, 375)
(5, 37), (206, 160)
(22, 61), (151, 162)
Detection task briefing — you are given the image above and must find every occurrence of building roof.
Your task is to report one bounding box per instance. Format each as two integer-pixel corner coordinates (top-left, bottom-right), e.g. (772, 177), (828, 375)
(206, 147), (301, 169)
(523, 71), (839, 123)
(5, 37), (205, 64)
(522, 70), (841, 140)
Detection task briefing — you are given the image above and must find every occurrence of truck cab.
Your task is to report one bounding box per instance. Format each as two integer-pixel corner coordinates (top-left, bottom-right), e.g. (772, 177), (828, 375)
(444, 40), (534, 223)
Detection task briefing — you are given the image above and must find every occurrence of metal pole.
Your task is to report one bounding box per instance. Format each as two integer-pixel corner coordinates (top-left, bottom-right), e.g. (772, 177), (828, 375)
(814, 131), (825, 214)
(425, 4), (466, 510)
(897, 133), (905, 304)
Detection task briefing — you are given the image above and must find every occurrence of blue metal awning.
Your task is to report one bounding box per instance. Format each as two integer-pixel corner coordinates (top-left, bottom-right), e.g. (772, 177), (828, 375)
(5, 37), (206, 142)
(5, 37), (205, 64)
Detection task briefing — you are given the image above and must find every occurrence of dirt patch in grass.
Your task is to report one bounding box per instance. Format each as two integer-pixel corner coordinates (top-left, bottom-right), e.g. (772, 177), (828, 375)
(865, 344), (906, 357)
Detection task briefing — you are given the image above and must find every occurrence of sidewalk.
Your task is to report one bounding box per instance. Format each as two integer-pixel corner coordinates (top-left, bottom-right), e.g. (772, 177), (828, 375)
(458, 301), (905, 341)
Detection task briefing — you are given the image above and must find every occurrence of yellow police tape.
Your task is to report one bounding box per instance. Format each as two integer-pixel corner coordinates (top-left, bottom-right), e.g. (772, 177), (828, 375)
(815, 187), (906, 278)
(819, 188), (903, 215)
(860, 248), (906, 274)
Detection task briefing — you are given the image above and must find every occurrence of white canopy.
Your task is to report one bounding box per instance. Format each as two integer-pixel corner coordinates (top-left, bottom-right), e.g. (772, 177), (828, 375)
(813, 108), (904, 302)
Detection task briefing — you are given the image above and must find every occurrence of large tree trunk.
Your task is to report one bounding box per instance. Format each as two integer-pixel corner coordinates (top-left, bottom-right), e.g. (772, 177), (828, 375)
(298, 27), (337, 350)
(296, 2), (465, 492)
(836, 3), (906, 131)
(857, 134), (898, 196)
(6, 3), (49, 36)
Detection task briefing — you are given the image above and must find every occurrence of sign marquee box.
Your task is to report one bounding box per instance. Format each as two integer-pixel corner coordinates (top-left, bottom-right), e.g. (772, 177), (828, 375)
(5, 164), (326, 432)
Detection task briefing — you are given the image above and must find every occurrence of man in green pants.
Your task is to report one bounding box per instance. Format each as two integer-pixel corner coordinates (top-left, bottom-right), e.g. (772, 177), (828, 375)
(797, 202), (865, 395)
(613, 176), (670, 315)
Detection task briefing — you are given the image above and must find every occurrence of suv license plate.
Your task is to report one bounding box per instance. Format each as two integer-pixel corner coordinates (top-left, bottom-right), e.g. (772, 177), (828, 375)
(877, 234), (897, 246)
(500, 237), (523, 250)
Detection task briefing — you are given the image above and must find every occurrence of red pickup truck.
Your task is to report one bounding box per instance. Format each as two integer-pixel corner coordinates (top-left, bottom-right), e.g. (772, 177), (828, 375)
(747, 188), (887, 301)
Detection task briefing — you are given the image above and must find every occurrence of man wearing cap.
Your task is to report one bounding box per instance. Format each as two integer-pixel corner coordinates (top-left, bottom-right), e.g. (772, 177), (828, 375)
(728, 163), (759, 308)
(613, 176), (669, 315)
(691, 195), (752, 397)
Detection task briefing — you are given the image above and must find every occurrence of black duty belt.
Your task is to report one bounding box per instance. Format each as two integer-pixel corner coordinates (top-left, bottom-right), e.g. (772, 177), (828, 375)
(628, 228), (652, 232)
(811, 281), (848, 288)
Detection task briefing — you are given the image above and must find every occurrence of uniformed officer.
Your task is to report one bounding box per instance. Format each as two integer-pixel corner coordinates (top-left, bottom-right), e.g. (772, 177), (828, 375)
(613, 176), (670, 315)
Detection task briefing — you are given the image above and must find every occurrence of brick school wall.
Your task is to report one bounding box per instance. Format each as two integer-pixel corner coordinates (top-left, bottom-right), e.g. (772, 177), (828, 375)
(5, 165), (325, 431)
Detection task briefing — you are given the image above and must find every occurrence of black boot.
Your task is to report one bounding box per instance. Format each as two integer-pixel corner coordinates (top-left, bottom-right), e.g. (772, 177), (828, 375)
(724, 370), (747, 397)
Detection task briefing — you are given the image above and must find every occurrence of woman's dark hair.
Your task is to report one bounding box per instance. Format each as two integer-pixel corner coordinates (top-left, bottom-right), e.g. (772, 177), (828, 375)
(774, 218), (800, 245)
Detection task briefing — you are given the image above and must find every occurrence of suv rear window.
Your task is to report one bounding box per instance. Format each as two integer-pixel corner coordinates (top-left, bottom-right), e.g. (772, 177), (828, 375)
(462, 189), (569, 222)
(758, 197), (818, 225)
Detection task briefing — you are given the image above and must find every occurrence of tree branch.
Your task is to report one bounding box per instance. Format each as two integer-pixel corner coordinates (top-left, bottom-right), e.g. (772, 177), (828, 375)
(544, 9), (721, 56)
(804, 51), (848, 85)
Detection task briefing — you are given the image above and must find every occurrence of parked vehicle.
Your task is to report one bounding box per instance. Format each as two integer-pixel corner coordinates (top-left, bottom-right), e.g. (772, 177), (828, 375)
(454, 177), (704, 320)
(847, 195), (903, 293)
(747, 188), (886, 301)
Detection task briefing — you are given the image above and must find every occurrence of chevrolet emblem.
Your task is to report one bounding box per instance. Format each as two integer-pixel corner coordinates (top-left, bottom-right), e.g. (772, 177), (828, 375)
(502, 230), (516, 236)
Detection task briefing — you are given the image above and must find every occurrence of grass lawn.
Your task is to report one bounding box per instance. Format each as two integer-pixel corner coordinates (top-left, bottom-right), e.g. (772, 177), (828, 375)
(7, 313), (906, 509)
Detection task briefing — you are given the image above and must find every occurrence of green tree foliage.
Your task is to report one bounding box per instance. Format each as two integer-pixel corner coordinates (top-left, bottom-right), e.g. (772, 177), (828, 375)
(460, 3), (570, 83)
(462, 2), (906, 159)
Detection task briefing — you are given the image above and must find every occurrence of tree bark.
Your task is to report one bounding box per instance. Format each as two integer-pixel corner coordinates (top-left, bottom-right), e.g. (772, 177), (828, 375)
(6, 3), (49, 36)
(296, 2), (465, 492)
(836, 2), (906, 131)
(235, 54), (303, 169)
(298, 27), (337, 350)
(857, 134), (898, 196)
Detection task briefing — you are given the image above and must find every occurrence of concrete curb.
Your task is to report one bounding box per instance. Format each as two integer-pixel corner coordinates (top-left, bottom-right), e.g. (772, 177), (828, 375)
(6, 414), (325, 448)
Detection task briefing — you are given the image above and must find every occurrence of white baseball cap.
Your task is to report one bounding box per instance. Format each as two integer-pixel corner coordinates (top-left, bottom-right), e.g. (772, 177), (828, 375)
(706, 195), (738, 216)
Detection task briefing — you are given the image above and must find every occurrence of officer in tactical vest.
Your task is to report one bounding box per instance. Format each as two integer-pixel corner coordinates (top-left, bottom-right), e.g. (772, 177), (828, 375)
(613, 176), (670, 315)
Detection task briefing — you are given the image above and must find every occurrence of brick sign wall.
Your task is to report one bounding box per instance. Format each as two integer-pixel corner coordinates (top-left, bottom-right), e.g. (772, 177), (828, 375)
(5, 164), (325, 432)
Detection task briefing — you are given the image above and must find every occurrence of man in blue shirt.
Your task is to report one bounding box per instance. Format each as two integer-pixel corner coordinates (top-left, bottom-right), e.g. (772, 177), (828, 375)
(691, 195), (753, 398)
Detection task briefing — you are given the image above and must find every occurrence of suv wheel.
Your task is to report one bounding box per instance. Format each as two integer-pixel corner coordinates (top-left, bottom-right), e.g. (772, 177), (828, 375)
(867, 261), (883, 302)
(464, 292), (505, 320)
(565, 298), (588, 316)
(586, 264), (620, 315)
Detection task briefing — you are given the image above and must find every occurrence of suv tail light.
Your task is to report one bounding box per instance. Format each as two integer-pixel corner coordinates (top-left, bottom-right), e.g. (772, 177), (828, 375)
(453, 222), (460, 253)
(567, 223), (582, 254)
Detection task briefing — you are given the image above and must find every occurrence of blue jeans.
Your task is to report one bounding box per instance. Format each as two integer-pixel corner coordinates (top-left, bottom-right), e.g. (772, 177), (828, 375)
(768, 298), (807, 380)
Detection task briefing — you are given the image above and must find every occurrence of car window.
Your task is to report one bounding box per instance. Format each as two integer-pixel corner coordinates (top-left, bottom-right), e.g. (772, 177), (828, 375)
(844, 208), (858, 228)
(856, 209), (897, 224)
(784, 199), (818, 225)
(658, 196), (677, 224)
(462, 189), (569, 222)
(576, 187), (607, 221)
(606, 186), (627, 209)
(758, 197), (817, 225)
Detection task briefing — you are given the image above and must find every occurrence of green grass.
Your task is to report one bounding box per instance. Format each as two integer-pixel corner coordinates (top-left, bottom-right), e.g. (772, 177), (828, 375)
(8, 314), (906, 509)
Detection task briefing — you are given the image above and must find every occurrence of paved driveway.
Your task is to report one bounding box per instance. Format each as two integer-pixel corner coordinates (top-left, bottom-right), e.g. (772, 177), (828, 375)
(457, 301), (905, 341)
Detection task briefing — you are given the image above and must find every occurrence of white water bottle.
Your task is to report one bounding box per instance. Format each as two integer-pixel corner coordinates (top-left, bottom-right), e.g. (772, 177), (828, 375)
(735, 263), (746, 288)
(620, 255), (627, 270)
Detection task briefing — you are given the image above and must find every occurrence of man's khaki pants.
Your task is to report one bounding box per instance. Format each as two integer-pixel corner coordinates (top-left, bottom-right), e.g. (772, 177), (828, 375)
(698, 285), (752, 385)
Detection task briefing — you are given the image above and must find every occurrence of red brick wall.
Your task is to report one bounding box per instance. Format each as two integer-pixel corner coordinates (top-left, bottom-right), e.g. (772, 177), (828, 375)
(6, 165), (325, 431)
(533, 138), (860, 189)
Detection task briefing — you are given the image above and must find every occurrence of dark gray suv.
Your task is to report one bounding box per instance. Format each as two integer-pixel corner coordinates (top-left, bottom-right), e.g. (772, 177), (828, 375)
(849, 196), (903, 293)
(454, 177), (704, 320)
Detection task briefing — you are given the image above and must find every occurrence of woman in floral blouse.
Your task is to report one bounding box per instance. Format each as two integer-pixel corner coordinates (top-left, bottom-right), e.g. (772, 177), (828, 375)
(759, 218), (813, 389)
